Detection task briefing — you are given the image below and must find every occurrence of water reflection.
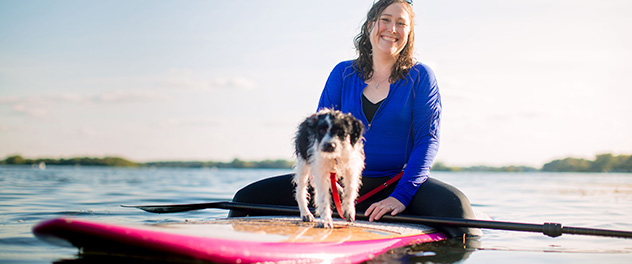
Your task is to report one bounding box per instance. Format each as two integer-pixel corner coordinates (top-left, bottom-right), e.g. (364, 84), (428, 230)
(369, 237), (480, 263)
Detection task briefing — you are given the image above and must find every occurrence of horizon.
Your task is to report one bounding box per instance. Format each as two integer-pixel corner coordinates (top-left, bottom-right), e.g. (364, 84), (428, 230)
(1, 1), (631, 168)
(3, 152), (628, 170)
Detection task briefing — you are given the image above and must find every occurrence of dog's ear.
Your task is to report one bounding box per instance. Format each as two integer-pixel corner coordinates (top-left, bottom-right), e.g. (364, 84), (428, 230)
(295, 113), (319, 160)
(306, 113), (319, 126)
(298, 113), (321, 138)
(345, 114), (364, 145)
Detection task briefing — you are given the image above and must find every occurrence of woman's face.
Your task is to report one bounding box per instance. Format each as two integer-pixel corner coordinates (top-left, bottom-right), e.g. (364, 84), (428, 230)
(369, 2), (411, 58)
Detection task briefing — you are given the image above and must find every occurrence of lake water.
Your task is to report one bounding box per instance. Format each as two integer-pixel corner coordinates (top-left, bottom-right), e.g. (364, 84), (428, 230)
(1, 165), (631, 263)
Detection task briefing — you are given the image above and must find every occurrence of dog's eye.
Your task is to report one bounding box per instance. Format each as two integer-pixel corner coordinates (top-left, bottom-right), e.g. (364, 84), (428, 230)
(318, 126), (328, 135)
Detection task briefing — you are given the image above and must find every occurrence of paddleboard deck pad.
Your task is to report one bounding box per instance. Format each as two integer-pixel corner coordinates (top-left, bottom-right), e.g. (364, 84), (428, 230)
(33, 216), (447, 263)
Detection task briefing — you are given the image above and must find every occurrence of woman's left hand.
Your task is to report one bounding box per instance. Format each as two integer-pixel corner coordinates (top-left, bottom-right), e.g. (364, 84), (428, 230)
(364, 197), (405, 222)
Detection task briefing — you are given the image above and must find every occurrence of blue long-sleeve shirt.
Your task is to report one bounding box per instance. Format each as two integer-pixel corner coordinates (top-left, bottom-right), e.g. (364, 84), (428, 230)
(318, 60), (441, 207)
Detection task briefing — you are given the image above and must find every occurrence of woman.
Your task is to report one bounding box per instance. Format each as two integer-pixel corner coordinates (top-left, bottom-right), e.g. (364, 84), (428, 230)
(230, 0), (479, 238)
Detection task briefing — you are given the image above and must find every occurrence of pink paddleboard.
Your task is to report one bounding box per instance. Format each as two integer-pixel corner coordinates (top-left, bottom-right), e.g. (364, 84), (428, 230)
(33, 216), (447, 263)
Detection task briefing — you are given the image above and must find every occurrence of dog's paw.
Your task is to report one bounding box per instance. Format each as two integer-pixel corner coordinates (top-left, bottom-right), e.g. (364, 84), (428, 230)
(343, 208), (356, 222)
(322, 220), (334, 229)
(300, 213), (315, 222)
(344, 212), (356, 222)
(320, 215), (334, 228)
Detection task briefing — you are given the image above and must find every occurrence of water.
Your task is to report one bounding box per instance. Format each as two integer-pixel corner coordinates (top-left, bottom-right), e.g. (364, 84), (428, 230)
(1, 166), (631, 263)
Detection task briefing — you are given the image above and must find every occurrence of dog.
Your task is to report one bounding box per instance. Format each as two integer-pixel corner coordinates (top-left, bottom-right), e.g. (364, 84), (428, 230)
(293, 108), (365, 228)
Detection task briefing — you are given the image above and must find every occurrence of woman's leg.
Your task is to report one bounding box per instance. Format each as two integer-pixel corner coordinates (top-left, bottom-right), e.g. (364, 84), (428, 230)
(228, 174), (298, 217)
(357, 176), (479, 238)
(406, 177), (480, 238)
(355, 176), (394, 212)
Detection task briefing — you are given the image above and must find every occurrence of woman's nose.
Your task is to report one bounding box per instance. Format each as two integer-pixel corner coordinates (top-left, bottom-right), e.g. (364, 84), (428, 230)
(388, 22), (397, 33)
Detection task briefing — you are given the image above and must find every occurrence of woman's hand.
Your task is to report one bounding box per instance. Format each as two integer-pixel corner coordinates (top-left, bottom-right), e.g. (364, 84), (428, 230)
(364, 197), (405, 222)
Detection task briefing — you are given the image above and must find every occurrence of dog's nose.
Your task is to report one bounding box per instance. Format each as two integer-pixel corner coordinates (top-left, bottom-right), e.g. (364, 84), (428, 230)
(323, 142), (336, 152)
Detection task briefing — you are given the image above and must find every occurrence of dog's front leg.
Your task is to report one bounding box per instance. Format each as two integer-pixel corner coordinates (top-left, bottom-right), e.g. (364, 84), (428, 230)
(293, 162), (314, 222)
(342, 174), (360, 222)
(312, 168), (334, 228)
(341, 169), (362, 222)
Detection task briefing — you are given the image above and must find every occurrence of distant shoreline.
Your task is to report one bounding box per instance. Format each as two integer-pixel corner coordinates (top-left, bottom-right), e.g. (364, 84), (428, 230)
(1, 153), (630, 172)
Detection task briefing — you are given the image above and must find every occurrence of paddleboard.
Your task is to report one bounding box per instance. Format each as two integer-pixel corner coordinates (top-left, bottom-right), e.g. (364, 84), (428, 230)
(33, 216), (447, 263)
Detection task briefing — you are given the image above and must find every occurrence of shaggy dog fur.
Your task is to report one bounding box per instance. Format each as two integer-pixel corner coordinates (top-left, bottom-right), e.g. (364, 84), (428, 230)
(293, 109), (365, 228)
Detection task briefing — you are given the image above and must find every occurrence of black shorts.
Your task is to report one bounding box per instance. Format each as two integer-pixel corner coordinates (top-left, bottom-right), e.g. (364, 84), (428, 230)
(229, 174), (479, 238)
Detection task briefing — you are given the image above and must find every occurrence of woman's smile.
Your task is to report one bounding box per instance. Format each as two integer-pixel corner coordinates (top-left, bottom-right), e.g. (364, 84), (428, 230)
(380, 34), (398, 43)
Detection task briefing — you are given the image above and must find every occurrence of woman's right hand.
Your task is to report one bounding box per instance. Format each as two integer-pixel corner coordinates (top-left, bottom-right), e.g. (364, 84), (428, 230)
(364, 196), (405, 222)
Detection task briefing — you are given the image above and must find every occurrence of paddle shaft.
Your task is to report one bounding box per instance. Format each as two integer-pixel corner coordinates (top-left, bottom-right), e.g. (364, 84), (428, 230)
(122, 201), (632, 239)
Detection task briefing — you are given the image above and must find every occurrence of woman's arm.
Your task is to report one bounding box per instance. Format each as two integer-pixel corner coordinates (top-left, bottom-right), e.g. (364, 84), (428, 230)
(366, 64), (441, 221)
(389, 65), (441, 207)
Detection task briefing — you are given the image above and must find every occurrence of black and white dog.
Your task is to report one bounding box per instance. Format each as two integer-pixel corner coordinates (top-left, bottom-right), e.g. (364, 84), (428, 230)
(293, 109), (365, 228)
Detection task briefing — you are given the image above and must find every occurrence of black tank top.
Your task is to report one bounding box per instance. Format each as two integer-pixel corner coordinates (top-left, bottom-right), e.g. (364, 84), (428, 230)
(362, 94), (383, 123)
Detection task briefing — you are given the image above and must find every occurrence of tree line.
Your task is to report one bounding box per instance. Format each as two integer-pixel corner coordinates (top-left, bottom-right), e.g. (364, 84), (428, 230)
(1, 155), (138, 167)
(0, 155), (293, 169)
(540, 153), (632, 172)
(144, 159), (293, 169)
(432, 153), (632, 173)
(1, 153), (631, 172)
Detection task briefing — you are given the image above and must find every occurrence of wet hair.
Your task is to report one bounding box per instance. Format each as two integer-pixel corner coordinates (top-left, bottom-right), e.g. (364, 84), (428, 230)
(353, 0), (415, 83)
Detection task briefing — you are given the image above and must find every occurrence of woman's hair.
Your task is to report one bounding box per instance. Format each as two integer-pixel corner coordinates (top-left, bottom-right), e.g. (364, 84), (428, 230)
(353, 0), (415, 83)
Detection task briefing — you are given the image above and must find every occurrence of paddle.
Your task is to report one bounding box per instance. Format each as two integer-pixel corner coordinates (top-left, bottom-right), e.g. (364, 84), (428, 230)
(122, 201), (632, 239)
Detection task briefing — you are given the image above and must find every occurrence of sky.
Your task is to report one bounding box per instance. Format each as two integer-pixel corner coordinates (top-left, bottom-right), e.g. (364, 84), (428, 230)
(1, 0), (631, 167)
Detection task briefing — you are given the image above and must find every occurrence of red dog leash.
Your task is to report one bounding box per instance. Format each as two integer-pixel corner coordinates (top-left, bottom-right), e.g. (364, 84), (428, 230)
(330, 171), (403, 220)
(329, 172), (346, 220)
(356, 171), (403, 204)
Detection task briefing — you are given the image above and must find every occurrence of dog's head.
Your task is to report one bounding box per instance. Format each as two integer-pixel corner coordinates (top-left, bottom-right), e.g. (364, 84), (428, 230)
(295, 109), (364, 160)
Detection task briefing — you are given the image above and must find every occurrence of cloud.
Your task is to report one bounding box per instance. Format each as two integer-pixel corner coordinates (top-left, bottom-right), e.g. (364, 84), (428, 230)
(0, 90), (169, 117)
(211, 77), (256, 90)
(12, 104), (48, 117)
(161, 68), (256, 91)
(152, 117), (222, 129)
(1, 95), (53, 117)
(93, 90), (169, 103)
(75, 126), (97, 138)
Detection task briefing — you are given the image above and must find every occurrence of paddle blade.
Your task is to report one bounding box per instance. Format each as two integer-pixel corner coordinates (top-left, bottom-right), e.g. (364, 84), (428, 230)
(121, 202), (228, 213)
